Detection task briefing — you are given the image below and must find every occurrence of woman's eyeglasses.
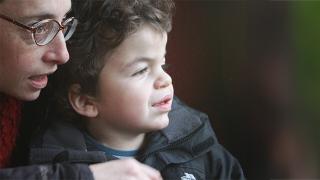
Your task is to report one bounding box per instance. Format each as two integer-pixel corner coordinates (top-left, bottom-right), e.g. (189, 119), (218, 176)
(0, 14), (78, 46)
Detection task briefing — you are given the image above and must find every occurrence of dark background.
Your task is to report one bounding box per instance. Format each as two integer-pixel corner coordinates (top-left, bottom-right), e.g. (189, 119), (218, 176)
(167, 1), (319, 179)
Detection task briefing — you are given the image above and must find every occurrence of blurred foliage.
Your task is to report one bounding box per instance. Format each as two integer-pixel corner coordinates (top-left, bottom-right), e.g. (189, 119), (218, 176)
(291, 1), (320, 164)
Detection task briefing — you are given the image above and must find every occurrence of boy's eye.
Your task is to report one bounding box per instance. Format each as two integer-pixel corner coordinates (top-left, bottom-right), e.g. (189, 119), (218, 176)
(132, 67), (148, 76)
(161, 64), (170, 71)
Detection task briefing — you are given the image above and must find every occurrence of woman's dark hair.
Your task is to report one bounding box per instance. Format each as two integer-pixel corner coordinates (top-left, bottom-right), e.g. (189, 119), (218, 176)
(51, 0), (174, 124)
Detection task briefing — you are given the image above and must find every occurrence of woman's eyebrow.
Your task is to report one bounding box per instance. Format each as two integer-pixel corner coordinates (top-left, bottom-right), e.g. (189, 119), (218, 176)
(23, 14), (54, 20)
(20, 8), (71, 22)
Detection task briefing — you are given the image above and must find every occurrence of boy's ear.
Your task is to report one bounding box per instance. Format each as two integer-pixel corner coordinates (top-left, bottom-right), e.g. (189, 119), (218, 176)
(68, 84), (98, 118)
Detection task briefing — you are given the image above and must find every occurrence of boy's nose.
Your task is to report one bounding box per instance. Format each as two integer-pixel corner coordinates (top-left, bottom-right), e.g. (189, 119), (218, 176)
(42, 32), (70, 65)
(154, 71), (172, 89)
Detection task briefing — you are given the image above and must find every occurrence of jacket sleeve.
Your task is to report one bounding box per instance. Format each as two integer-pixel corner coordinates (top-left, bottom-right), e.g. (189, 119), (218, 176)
(208, 143), (246, 180)
(199, 113), (246, 179)
(0, 163), (94, 180)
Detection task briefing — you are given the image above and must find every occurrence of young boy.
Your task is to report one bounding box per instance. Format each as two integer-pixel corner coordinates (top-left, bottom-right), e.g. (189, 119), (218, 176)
(29, 0), (245, 179)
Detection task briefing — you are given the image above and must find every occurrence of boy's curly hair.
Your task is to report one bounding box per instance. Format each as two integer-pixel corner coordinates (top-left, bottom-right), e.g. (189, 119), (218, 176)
(51, 0), (174, 124)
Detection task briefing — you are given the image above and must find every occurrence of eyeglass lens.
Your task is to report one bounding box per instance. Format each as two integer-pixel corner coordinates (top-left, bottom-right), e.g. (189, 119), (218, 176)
(62, 18), (77, 41)
(33, 18), (77, 46)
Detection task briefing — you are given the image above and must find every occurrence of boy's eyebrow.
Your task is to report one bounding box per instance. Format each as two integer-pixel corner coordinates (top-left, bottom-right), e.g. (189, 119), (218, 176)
(123, 58), (151, 70)
(123, 51), (167, 70)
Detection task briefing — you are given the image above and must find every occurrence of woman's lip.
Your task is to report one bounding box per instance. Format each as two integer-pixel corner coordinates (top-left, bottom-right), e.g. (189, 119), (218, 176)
(29, 74), (48, 89)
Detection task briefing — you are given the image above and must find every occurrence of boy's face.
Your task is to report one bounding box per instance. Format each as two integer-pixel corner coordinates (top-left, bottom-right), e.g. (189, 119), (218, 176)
(0, 0), (70, 100)
(94, 25), (173, 135)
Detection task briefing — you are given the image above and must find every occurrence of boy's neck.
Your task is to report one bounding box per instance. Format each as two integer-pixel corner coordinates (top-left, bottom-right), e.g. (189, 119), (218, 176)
(86, 125), (146, 151)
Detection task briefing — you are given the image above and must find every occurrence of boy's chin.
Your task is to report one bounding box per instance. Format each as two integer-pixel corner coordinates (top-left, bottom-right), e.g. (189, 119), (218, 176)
(154, 114), (170, 130)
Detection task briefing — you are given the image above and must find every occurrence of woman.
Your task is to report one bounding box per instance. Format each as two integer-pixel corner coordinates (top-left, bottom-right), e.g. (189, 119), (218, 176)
(0, 0), (162, 179)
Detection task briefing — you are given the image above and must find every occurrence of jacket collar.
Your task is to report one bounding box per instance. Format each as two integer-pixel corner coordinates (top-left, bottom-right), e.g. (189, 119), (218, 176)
(29, 121), (108, 164)
(137, 97), (217, 168)
(29, 97), (217, 167)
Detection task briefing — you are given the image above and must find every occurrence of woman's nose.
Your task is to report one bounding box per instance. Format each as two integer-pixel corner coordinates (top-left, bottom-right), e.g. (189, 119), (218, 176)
(42, 32), (70, 65)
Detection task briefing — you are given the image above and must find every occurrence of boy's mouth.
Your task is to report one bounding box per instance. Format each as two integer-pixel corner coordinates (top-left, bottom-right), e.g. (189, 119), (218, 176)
(152, 95), (173, 111)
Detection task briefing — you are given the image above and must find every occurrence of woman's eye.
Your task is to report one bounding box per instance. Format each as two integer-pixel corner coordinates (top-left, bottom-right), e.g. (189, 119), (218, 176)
(132, 67), (148, 76)
(36, 26), (46, 34)
(35, 23), (50, 34)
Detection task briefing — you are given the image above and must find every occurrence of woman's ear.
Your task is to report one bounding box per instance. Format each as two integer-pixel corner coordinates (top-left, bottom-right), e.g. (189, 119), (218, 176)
(68, 84), (98, 118)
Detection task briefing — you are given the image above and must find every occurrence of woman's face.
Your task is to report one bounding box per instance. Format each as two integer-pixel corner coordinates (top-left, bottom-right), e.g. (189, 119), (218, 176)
(0, 0), (71, 100)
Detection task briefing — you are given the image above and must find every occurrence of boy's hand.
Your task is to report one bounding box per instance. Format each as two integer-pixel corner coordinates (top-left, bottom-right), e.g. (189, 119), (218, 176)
(89, 158), (163, 180)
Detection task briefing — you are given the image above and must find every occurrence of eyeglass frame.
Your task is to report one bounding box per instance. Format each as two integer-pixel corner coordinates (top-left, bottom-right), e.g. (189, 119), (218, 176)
(0, 13), (77, 46)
